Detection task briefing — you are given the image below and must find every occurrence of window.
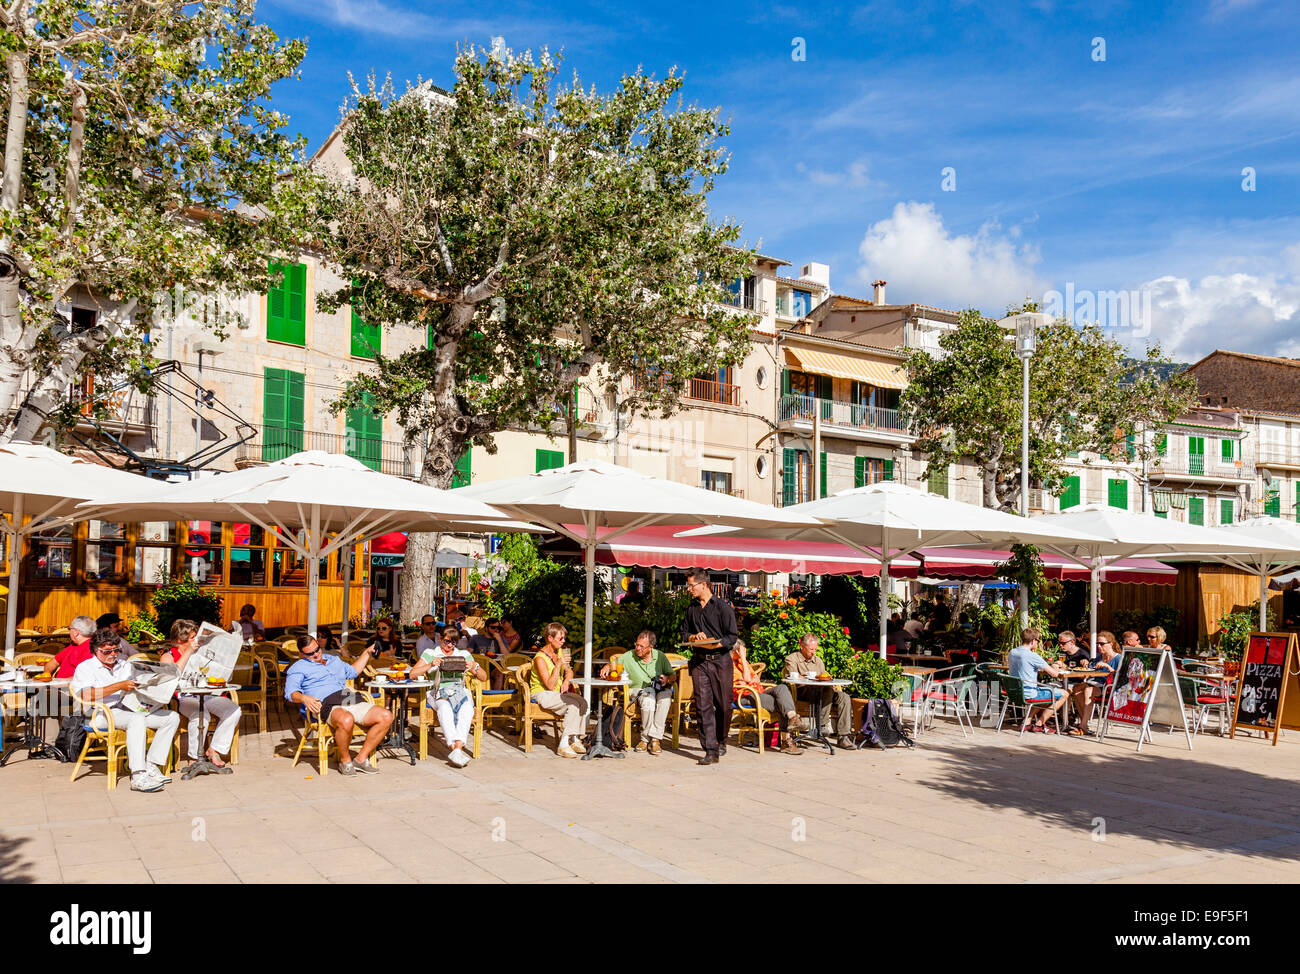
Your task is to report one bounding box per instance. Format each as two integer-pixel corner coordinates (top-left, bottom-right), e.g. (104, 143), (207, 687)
(1187, 435), (1205, 475)
(1266, 486), (1281, 518)
(783, 448), (815, 505)
(266, 261), (306, 345)
(854, 456), (894, 488)
(451, 449), (472, 487)
(1188, 496), (1205, 526)
(351, 304), (380, 359)
(1108, 478), (1127, 510)
(1156, 432), (1168, 457)
(183, 521), (223, 586)
(1220, 498), (1234, 525)
(1221, 438), (1236, 461)
(1060, 475), (1081, 510)
(700, 471), (732, 494)
(535, 449), (564, 473)
(229, 523), (267, 587)
(85, 521), (127, 582)
(28, 525), (74, 581)
(263, 368), (304, 461)
(928, 464), (949, 498)
(791, 289), (812, 317)
(134, 521), (176, 584)
(346, 392), (383, 471)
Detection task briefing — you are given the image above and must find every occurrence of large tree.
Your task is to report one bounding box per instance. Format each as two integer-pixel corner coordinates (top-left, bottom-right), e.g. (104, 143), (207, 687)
(0, 0), (309, 442)
(315, 46), (756, 618)
(903, 306), (1199, 512)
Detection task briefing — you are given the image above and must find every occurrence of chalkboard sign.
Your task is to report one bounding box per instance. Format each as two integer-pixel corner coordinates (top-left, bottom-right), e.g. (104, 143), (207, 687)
(1231, 632), (1300, 746)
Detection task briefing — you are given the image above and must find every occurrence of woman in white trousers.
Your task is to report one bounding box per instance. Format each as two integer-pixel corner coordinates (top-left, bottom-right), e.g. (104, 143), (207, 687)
(411, 631), (488, 768)
(165, 619), (242, 769)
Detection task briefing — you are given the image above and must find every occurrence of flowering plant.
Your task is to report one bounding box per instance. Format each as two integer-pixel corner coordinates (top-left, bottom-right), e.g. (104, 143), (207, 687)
(745, 595), (853, 677)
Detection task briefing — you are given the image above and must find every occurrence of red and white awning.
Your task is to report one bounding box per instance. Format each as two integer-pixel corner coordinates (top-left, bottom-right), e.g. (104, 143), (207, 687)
(917, 547), (1178, 585)
(573, 525), (922, 576)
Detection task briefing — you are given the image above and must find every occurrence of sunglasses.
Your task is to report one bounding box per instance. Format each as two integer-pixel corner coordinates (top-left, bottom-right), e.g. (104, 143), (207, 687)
(299, 646), (321, 657)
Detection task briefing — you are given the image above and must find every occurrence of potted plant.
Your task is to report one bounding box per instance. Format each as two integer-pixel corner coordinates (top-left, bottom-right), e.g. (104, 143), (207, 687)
(841, 651), (906, 728)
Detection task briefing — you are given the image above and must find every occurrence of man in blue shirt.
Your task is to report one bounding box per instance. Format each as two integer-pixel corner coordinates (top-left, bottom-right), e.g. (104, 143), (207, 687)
(1007, 627), (1068, 733)
(285, 634), (393, 775)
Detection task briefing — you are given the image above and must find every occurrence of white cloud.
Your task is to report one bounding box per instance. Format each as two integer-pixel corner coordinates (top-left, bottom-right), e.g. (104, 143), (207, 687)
(795, 159), (879, 190)
(855, 201), (1047, 312)
(1141, 269), (1300, 362)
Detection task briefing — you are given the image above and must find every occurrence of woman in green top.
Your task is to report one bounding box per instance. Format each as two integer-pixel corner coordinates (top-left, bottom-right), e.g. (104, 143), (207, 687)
(600, 630), (675, 754)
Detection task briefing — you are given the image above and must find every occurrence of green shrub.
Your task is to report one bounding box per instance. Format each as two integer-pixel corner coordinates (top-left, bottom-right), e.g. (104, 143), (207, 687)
(149, 573), (222, 636)
(746, 596), (853, 677)
(841, 651), (906, 699)
(124, 611), (164, 644)
(554, 586), (692, 657)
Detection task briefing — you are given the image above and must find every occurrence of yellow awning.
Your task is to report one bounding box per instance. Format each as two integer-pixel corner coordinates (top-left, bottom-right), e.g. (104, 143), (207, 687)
(785, 347), (906, 389)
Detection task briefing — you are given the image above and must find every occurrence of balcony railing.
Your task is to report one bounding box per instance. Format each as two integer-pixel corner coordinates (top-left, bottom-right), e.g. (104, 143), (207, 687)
(778, 394), (908, 434)
(631, 374), (741, 407)
(685, 377), (740, 406)
(237, 424), (415, 478)
(702, 485), (743, 499)
(1149, 453), (1253, 480)
(723, 292), (769, 316)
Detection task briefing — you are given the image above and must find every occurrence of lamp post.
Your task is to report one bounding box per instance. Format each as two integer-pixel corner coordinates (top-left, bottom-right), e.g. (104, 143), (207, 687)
(996, 312), (1053, 627)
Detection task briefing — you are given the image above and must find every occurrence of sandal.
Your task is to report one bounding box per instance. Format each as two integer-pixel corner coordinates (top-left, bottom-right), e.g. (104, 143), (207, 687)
(1065, 727), (1085, 737)
(1040, 723), (1058, 734)
(1027, 722), (1045, 733)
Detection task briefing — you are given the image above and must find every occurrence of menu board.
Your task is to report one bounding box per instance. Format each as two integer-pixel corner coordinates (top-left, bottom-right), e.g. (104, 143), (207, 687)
(1104, 651), (1161, 726)
(1231, 632), (1300, 746)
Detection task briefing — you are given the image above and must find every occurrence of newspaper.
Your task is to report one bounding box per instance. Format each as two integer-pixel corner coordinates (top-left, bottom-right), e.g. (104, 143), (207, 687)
(122, 662), (181, 712)
(178, 622), (241, 688)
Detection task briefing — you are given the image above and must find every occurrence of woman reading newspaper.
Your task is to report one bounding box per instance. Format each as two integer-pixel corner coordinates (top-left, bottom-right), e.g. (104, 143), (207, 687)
(163, 619), (242, 771)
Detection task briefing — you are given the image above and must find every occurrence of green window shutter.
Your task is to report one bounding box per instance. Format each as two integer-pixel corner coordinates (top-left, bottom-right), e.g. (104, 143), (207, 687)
(535, 449), (564, 472)
(267, 262), (306, 345)
(262, 368), (304, 461)
(1221, 439), (1233, 461)
(1189, 497), (1204, 526)
(1107, 478), (1127, 510)
(882, 458), (894, 482)
(783, 448), (798, 506)
(1188, 436), (1205, 476)
(781, 369), (791, 396)
(346, 392), (382, 471)
(929, 464), (948, 497)
(351, 305), (380, 359)
(1266, 486), (1280, 518)
(1156, 433), (1168, 457)
(854, 456), (866, 489)
(1220, 498), (1234, 524)
(451, 449), (472, 488)
(818, 451), (828, 498)
(1154, 509), (1168, 519)
(1060, 475), (1081, 510)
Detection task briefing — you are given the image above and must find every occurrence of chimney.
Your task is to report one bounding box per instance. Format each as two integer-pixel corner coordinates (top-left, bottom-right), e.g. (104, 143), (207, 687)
(873, 280), (887, 304)
(800, 262), (830, 291)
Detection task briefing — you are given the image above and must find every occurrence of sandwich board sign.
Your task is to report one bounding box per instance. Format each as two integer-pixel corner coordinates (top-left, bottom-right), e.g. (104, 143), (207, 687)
(1230, 632), (1300, 746)
(1098, 649), (1191, 752)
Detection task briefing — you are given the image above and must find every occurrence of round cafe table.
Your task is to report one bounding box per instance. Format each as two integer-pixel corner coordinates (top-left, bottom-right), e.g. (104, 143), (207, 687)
(177, 684), (242, 779)
(0, 676), (71, 765)
(574, 677), (628, 761)
(372, 677), (433, 765)
(785, 676), (853, 754)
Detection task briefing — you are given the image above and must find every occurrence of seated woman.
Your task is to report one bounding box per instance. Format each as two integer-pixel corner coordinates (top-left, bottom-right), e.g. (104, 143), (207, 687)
(1069, 630), (1120, 737)
(365, 618), (405, 660)
(731, 639), (806, 754)
(1145, 626), (1172, 654)
(528, 623), (589, 759)
(315, 625), (343, 656)
(411, 628), (489, 768)
(165, 618), (242, 771)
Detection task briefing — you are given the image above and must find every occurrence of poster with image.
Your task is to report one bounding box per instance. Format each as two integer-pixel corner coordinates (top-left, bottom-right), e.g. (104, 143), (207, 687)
(1104, 650), (1160, 725)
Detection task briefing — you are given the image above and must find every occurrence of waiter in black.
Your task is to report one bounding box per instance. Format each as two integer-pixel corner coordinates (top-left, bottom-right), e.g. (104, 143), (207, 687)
(681, 569), (738, 765)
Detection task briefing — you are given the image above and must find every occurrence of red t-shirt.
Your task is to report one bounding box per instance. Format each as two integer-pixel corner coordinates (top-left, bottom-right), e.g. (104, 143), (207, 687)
(53, 641), (94, 678)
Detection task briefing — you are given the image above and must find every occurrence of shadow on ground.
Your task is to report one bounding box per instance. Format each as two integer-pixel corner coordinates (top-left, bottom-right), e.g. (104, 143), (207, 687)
(916, 735), (1300, 862)
(0, 833), (35, 883)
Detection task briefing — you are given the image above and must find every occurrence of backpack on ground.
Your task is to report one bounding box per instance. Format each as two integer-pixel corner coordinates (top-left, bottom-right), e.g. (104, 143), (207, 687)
(54, 714), (86, 762)
(589, 699), (627, 750)
(859, 698), (915, 749)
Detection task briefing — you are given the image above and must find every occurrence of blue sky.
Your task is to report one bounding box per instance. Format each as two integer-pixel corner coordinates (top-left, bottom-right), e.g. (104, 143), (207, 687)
(259, 0), (1300, 362)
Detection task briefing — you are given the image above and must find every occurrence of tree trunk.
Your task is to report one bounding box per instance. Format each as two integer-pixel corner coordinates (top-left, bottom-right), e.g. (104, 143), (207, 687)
(0, 53), (33, 423)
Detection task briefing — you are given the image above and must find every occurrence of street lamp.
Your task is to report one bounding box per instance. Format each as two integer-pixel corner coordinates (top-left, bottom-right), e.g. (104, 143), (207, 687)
(996, 311), (1054, 625)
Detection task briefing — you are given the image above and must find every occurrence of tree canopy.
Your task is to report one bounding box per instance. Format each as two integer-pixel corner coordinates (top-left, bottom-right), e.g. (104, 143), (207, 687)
(0, 0), (310, 442)
(313, 45), (757, 616)
(902, 306), (1199, 511)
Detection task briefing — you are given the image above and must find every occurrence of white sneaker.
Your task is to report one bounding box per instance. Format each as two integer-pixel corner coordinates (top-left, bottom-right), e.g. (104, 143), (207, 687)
(150, 765), (172, 785)
(449, 749), (469, 767)
(130, 771), (163, 793)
